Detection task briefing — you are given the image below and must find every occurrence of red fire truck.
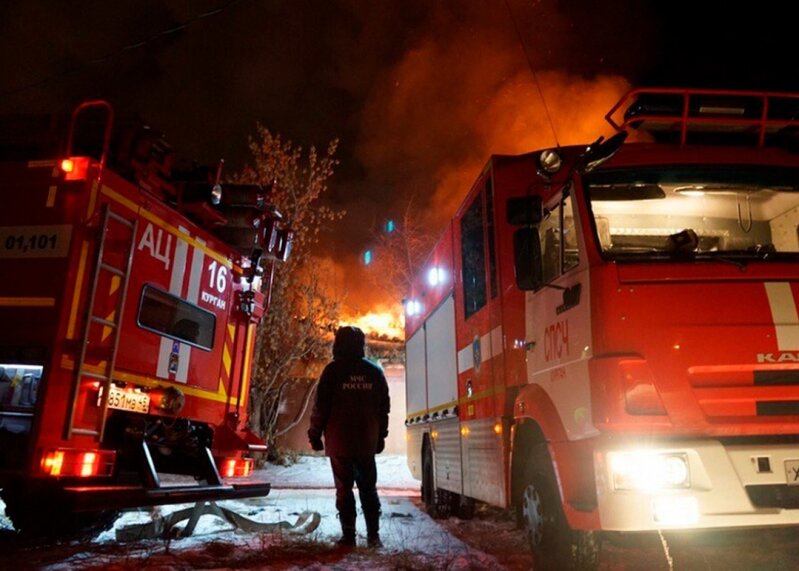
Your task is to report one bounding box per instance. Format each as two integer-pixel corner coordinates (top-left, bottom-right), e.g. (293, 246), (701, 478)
(0, 101), (290, 534)
(405, 88), (799, 568)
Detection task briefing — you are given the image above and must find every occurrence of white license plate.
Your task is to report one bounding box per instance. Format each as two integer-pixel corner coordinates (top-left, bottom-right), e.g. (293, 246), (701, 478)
(106, 386), (150, 414)
(785, 459), (799, 486)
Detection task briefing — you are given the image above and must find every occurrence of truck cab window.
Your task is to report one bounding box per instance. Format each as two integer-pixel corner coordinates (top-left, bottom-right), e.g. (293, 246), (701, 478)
(485, 177), (499, 299)
(539, 202), (561, 284)
(461, 192), (487, 319)
(585, 166), (799, 260)
(562, 193), (579, 272)
(538, 189), (581, 286)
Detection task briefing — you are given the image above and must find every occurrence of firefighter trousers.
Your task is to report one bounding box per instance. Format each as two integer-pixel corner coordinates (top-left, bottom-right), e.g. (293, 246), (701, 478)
(329, 455), (381, 535)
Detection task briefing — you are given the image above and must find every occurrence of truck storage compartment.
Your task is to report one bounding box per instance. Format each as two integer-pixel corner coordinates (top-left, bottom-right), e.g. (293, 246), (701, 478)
(0, 363), (43, 470)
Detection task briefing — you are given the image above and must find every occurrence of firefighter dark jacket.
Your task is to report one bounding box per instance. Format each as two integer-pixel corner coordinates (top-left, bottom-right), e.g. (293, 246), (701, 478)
(308, 327), (390, 457)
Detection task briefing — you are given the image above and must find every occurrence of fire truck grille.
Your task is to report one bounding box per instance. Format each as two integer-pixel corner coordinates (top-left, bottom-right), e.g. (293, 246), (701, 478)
(756, 401), (799, 416)
(754, 371), (799, 386)
(689, 366), (799, 417)
(745, 485), (799, 509)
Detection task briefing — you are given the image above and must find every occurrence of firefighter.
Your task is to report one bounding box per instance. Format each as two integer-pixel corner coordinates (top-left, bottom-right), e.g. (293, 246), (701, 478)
(308, 326), (390, 548)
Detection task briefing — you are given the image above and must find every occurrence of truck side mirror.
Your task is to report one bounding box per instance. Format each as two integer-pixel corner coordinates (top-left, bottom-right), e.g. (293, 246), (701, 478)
(507, 196), (543, 226)
(513, 227), (544, 291)
(578, 130), (628, 173)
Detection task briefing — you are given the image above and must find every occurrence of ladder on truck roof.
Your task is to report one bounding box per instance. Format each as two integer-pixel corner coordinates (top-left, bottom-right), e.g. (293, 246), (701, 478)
(65, 204), (138, 441)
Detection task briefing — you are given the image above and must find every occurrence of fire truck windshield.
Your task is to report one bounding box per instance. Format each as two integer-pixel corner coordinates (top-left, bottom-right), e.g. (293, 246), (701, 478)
(584, 166), (799, 261)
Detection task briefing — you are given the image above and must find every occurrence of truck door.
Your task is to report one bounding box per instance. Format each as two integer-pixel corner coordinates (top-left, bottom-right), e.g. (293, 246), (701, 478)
(457, 175), (506, 504)
(526, 183), (597, 440)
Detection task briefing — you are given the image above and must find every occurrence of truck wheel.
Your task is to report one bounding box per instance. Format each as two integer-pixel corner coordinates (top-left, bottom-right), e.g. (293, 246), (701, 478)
(1, 486), (119, 538)
(421, 442), (439, 517)
(421, 442), (457, 518)
(455, 495), (475, 520)
(520, 446), (599, 571)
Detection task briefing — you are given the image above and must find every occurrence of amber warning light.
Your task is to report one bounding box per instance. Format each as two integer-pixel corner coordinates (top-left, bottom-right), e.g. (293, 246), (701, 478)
(60, 156), (91, 181)
(40, 448), (115, 478)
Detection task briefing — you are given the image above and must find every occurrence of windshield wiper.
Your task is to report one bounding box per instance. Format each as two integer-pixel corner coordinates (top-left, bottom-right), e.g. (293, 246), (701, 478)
(660, 249), (749, 270)
(705, 255), (748, 271)
(747, 244), (776, 259)
(609, 248), (785, 268)
(701, 246), (777, 269)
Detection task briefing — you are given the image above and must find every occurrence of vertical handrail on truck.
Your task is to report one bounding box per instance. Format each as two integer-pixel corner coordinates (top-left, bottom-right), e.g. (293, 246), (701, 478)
(65, 100), (114, 171)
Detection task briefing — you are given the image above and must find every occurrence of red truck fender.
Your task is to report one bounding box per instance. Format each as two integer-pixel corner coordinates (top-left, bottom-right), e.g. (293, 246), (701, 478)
(512, 384), (600, 530)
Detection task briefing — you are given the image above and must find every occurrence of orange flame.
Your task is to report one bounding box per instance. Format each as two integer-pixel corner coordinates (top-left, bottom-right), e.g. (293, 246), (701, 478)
(339, 305), (404, 340)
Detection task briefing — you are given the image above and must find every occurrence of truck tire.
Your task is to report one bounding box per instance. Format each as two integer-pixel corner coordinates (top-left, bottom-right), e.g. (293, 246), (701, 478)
(519, 445), (599, 571)
(421, 442), (439, 517)
(1, 486), (119, 538)
(421, 441), (459, 519)
(454, 494), (475, 520)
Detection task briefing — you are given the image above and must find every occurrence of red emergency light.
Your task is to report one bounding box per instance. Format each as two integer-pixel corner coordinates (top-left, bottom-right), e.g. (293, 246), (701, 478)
(218, 457), (254, 478)
(60, 156), (91, 181)
(40, 448), (116, 478)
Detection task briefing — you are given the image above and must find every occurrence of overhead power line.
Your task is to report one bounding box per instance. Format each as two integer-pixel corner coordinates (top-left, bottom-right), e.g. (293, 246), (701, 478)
(503, 0), (561, 148)
(1, 0), (243, 100)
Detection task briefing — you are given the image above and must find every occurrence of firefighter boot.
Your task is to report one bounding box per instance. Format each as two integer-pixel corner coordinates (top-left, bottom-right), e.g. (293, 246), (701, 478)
(337, 512), (357, 548)
(365, 510), (382, 548)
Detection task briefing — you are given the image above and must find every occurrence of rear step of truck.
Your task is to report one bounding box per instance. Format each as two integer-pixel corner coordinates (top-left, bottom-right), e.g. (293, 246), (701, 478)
(62, 439), (322, 539)
(62, 481), (272, 512)
(62, 442), (269, 511)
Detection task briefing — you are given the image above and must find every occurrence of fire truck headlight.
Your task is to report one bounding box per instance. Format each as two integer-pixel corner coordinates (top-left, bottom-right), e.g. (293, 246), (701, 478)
(609, 451), (690, 491)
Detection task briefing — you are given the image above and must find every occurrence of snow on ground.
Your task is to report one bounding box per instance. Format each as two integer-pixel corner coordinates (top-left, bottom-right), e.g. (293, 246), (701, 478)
(5, 455), (798, 569)
(0, 455), (506, 570)
(261, 454), (419, 492)
(91, 490), (471, 556)
(63, 486), (501, 570)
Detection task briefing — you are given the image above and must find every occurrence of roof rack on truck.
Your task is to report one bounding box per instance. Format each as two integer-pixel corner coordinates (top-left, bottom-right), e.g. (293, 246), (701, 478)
(606, 87), (799, 146)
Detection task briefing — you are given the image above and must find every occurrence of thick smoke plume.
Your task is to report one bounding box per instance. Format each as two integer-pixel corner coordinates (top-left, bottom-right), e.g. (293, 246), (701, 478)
(337, 6), (631, 323)
(358, 45), (630, 229)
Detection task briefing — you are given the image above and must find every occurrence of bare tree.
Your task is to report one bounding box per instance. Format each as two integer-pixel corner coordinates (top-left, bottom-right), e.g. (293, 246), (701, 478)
(232, 126), (343, 454)
(366, 198), (436, 303)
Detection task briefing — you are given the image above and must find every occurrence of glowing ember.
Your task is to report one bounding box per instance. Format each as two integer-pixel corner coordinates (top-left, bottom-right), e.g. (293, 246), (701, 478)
(340, 306), (404, 340)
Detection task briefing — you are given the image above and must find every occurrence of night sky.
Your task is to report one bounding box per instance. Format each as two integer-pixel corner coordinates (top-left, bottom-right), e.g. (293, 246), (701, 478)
(2, 0), (798, 310)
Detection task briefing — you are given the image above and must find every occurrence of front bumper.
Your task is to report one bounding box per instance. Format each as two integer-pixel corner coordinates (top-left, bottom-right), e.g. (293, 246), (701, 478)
(595, 439), (799, 531)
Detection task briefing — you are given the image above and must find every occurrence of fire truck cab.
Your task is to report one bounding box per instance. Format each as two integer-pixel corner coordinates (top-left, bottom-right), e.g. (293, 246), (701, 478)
(0, 101), (290, 534)
(405, 88), (799, 568)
